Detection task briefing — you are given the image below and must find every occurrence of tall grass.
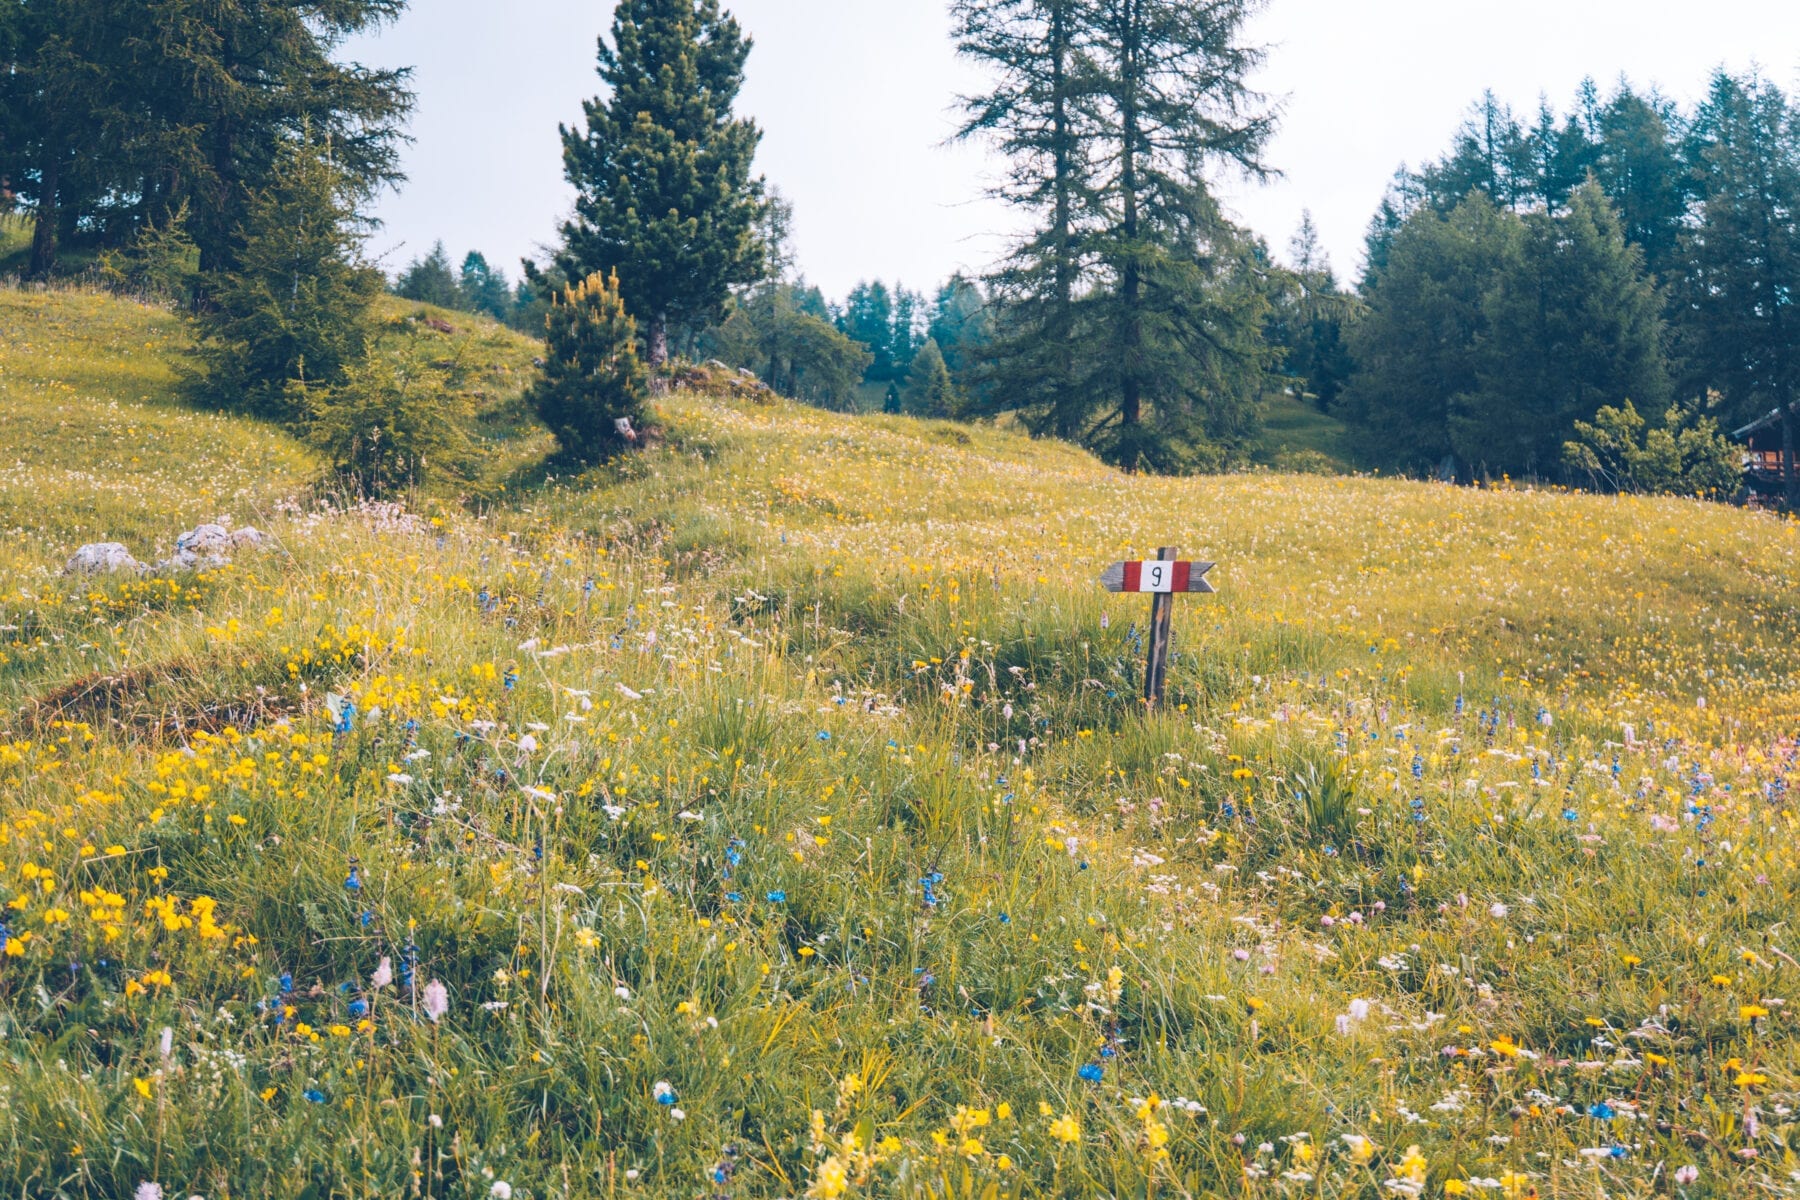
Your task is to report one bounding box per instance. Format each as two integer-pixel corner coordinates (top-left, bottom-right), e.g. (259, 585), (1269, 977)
(1, 292), (1798, 1198)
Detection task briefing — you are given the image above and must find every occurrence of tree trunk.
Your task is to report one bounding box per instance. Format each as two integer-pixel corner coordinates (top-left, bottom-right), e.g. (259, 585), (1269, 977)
(648, 313), (670, 369)
(1116, 0), (1143, 470)
(1049, 0), (1075, 437)
(29, 152), (60, 279)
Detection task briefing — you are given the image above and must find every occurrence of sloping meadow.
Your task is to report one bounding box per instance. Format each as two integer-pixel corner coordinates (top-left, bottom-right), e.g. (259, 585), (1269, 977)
(2, 380), (1799, 1197)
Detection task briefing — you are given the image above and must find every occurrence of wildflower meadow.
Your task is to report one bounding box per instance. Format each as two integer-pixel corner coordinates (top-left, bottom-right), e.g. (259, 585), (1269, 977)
(4, 289), (1800, 1198)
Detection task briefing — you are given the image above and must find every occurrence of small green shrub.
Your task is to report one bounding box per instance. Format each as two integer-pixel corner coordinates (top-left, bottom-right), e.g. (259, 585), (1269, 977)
(304, 352), (472, 498)
(527, 270), (648, 462)
(1563, 398), (1742, 495)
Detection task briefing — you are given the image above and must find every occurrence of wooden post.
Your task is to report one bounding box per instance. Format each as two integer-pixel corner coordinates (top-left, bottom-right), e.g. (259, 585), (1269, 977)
(1099, 551), (1213, 714)
(1144, 546), (1176, 708)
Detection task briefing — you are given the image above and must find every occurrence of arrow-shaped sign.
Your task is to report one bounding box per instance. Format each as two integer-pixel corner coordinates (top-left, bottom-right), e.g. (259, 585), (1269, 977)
(1099, 559), (1215, 594)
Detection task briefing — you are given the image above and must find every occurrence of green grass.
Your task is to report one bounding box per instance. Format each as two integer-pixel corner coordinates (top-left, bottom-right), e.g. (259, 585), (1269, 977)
(2, 289), (1800, 1199)
(1248, 390), (1363, 473)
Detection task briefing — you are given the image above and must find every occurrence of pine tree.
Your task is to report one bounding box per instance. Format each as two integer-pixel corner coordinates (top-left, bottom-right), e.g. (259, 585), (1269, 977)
(187, 140), (382, 422)
(459, 252), (513, 319)
(1593, 84), (1689, 282)
(1678, 70), (1800, 504)
(838, 281), (897, 380)
(138, 0), (411, 275)
(556, 0), (767, 366)
(925, 274), (992, 377)
(0, 0), (130, 276)
(903, 339), (961, 419)
(706, 285), (871, 409)
(528, 271), (650, 461)
(1275, 212), (1355, 412)
(395, 242), (462, 309)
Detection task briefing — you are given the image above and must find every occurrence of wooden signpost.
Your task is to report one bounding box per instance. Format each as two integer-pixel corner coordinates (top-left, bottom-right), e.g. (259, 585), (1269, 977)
(1100, 547), (1214, 709)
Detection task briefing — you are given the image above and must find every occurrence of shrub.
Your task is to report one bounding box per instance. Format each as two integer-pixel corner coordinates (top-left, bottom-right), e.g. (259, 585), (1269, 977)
(303, 352), (472, 498)
(527, 270), (648, 462)
(1562, 399), (1742, 496)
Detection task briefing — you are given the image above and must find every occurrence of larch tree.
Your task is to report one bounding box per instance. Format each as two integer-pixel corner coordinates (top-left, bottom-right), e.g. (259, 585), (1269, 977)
(1080, 0), (1279, 471)
(952, 0), (1097, 439)
(555, 0), (767, 367)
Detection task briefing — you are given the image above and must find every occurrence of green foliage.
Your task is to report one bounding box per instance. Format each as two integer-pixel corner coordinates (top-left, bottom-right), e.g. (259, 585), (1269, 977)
(393, 240), (461, 308)
(956, 0), (1277, 473)
(706, 284), (872, 410)
(556, 0), (767, 362)
(1562, 399), (1742, 496)
(1679, 70), (1800, 504)
(926, 273), (992, 381)
(902, 337), (961, 419)
(836, 279), (925, 382)
(1449, 182), (1667, 475)
(96, 204), (200, 304)
(303, 349), (474, 498)
(1348, 186), (1665, 479)
(528, 270), (648, 461)
(185, 141), (382, 422)
(1270, 212), (1356, 412)
(458, 250), (512, 320)
(0, 0), (410, 277)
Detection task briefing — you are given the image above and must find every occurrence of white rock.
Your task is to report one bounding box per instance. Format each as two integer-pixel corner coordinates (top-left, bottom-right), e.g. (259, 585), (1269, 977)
(64, 543), (143, 575)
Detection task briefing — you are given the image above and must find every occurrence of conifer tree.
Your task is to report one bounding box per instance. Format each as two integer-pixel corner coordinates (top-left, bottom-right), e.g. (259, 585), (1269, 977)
(395, 241), (461, 309)
(1452, 183), (1667, 474)
(952, 0), (1096, 438)
(187, 140), (382, 422)
(903, 338), (961, 419)
(1679, 70), (1800, 504)
(556, 0), (767, 366)
(1080, 0), (1278, 471)
(459, 251), (513, 320)
(528, 271), (650, 461)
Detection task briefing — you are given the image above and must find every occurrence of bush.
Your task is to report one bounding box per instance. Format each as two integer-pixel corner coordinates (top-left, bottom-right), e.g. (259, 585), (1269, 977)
(527, 270), (648, 462)
(303, 352), (473, 498)
(1562, 399), (1742, 496)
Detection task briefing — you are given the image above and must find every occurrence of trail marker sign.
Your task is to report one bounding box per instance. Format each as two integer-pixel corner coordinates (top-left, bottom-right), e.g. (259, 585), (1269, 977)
(1100, 547), (1214, 708)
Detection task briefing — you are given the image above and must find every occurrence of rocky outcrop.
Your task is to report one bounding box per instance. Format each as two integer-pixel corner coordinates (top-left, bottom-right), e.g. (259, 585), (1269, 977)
(63, 524), (273, 577)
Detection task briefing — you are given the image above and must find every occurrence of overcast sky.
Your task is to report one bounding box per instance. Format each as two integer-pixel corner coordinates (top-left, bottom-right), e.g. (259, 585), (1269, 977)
(345, 1), (1800, 300)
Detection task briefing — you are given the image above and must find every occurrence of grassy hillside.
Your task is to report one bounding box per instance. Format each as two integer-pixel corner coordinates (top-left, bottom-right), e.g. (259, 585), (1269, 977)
(3, 291), (1800, 1198)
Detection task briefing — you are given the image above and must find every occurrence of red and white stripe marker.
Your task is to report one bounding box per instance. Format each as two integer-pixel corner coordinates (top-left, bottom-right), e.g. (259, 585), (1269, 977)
(1099, 549), (1216, 708)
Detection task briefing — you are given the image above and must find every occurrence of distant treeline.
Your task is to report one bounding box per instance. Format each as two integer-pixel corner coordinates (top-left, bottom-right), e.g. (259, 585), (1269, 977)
(6, 0), (1797, 501)
(1338, 75), (1799, 500)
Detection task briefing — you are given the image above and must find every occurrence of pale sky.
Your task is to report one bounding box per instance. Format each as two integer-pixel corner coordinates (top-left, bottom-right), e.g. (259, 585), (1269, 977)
(346, 1), (1800, 300)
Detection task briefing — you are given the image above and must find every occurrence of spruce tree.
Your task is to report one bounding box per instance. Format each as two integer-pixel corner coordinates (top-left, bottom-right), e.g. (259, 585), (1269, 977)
(528, 271), (650, 461)
(1342, 194), (1519, 474)
(1679, 70), (1800, 504)
(556, 0), (767, 366)
(459, 251), (513, 320)
(903, 338), (961, 419)
(395, 242), (462, 308)
(1452, 183), (1667, 475)
(187, 139), (382, 422)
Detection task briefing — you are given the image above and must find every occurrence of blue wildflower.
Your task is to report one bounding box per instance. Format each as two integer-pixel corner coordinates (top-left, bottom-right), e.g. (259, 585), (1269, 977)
(1077, 1062), (1104, 1082)
(765, 890), (786, 903)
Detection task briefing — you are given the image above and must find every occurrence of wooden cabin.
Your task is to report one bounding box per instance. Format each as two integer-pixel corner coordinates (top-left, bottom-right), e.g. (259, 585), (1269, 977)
(1733, 406), (1794, 498)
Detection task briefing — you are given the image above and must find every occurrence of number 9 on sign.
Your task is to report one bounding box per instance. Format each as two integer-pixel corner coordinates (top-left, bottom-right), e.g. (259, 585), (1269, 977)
(1141, 561), (1174, 592)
